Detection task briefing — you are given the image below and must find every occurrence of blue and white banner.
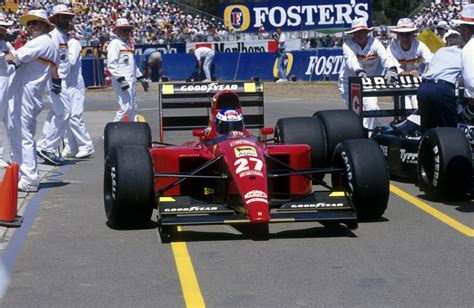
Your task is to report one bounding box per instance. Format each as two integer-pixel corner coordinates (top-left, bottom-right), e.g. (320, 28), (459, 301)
(220, 0), (371, 33)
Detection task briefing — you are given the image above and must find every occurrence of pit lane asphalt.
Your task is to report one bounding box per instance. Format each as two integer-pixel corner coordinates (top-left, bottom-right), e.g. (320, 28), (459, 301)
(0, 83), (472, 306)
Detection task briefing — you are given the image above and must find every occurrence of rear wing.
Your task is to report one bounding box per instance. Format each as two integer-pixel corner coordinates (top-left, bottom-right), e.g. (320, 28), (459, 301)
(348, 76), (420, 122)
(158, 81), (264, 142)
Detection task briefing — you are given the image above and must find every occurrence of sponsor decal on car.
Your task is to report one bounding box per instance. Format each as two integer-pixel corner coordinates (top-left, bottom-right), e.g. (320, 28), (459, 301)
(229, 139), (256, 147)
(234, 146), (257, 157)
(246, 198), (269, 204)
(400, 149), (418, 164)
(290, 203), (344, 209)
(179, 83), (239, 93)
(379, 145), (388, 157)
(234, 157), (264, 177)
(458, 123), (474, 146)
(164, 206), (219, 212)
(244, 190), (268, 199)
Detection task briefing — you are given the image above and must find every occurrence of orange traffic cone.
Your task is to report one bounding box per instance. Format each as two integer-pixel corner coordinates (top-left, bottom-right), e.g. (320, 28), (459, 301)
(0, 163), (23, 227)
(122, 114), (129, 122)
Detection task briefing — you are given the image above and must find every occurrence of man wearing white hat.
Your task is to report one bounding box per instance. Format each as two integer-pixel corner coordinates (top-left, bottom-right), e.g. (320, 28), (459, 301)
(5, 10), (57, 192)
(0, 17), (15, 168)
(435, 20), (450, 41)
(339, 17), (399, 130)
(454, 4), (474, 125)
(387, 18), (432, 110)
(36, 4), (76, 166)
(107, 18), (146, 123)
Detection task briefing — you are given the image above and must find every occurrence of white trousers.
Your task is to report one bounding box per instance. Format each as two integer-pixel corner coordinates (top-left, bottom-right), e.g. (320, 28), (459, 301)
(37, 82), (72, 154)
(111, 80), (137, 122)
(203, 51), (215, 80)
(64, 85), (94, 153)
(8, 89), (43, 187)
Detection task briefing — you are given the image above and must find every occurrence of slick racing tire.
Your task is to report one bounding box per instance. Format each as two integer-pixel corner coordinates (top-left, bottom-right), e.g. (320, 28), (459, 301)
(104, 145), (154, 228)
(103, 122), (151, 159)
(275, 117), (327, 167)
(331, 139), (390, 221)
(418, 128), (471, 200)
(314, 110), (365, 161)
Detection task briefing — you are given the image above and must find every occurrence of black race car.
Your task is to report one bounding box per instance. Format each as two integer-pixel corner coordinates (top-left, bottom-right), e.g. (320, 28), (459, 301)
(345, 76), (472, 200)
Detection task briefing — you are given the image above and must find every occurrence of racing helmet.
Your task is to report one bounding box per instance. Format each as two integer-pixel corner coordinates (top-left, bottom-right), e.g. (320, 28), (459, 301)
(215, 109), (244, 135)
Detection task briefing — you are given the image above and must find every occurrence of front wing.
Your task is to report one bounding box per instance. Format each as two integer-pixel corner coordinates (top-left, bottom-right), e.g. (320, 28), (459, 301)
(158, 191), (358, 229)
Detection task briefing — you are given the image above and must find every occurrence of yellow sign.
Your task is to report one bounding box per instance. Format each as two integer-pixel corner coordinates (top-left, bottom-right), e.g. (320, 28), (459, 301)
(417, 28), (445, 53)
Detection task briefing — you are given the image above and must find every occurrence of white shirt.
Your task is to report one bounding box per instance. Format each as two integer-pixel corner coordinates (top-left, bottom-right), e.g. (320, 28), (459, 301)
(278, 32), (286, 50)
(66, 38), (84, 88)
(423, 45), (461, 85)
(387, 39), (432, 73)
(50, 27), (70, 79)
(339, 36), (398, 82)
(107, 36), (142, 82)
(462, 35), (474, 98)
(194, 47), (212, 61)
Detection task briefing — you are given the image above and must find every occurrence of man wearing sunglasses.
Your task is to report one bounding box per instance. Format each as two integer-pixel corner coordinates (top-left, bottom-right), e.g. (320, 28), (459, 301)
(36, 4), (75, 166)
(107, 18), (146, 122)
(387, 18), (432, 111)
(4, 10), (57, 192)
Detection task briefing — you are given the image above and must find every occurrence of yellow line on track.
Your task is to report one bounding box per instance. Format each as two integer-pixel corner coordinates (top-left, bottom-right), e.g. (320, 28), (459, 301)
(390, 184), (474, 237)
(170, 226), (206, 308)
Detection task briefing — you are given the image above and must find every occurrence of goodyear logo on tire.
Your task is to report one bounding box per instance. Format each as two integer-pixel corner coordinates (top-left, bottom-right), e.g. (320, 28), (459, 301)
(223, 5), (251, 32)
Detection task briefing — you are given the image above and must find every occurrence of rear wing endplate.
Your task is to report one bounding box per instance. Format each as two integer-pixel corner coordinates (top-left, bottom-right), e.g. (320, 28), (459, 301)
(158, 81), (264, 142)
(348, 76), (420, 122)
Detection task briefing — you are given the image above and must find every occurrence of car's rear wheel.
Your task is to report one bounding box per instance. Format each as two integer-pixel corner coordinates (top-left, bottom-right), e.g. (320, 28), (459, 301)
(314, 110), (365, 160)
(104, 145), (154, 228)
(418, 128), (471, 200)
(331, 139), (390, 220)
(103, 122), (151, 159)
(275, 116), (327, 167)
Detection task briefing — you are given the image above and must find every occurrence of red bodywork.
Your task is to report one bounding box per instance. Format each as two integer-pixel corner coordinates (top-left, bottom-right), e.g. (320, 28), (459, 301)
(151, 90), (312, 223)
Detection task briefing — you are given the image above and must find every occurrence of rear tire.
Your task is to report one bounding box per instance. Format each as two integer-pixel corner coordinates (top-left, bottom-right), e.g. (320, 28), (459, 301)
(103, 122), (151, 159)
(331, 139), (390, 220)
(275, 117), (327, 167)
(418, 128), (471, 200)
(314, 110), (365, 160)
(104, 145), (154, 228)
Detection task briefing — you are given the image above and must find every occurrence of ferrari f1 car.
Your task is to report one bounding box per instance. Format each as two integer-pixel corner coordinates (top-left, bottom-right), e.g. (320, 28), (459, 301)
(103, 82), (390, 239)
(347, 76), (472, 200)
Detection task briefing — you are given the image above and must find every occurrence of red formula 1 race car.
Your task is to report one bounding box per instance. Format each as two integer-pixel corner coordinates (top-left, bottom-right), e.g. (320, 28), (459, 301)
(103, 82), (390, 240)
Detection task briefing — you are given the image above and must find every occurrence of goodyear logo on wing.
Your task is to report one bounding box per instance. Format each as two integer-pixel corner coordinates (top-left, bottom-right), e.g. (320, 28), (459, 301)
(223, 5), (251, 32)
(234, 146), (257, 157)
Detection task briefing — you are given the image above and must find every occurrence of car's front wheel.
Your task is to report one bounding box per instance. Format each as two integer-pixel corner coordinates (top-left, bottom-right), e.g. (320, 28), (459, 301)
(104, 145), (154, 228)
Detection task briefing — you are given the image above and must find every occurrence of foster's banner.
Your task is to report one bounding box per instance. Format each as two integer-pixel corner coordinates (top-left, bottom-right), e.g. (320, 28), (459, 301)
(220, 0), (371, 33)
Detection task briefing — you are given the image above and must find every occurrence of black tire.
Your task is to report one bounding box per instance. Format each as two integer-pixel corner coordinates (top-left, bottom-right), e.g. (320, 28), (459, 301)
(418, 128), (471, 200)
(104, 145), (154, 228)
(103, 122), (152, 159)
(331, 139), (390, 220)
(314, 110), (365, 160)
(275, 117), (327, 167)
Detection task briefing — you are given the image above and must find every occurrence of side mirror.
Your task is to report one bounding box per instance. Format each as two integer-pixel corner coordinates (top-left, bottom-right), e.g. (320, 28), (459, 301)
(192, 129), (205, 137)
(261, 127), (274, 136)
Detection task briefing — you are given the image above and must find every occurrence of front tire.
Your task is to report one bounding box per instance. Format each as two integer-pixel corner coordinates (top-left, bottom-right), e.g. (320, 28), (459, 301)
(104, 145), (154, 228)
(418, 128), (471, 200)
(331, 139), (390, 220)
(103, 122), (151, 159)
